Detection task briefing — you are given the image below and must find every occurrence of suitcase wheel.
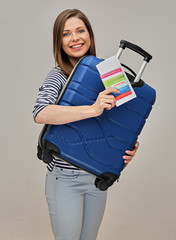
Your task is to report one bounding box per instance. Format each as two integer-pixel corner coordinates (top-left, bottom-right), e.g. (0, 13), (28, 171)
(41, 140), (60, 164)
(95, 179), (112, 191)
(95, 173), (119, 191)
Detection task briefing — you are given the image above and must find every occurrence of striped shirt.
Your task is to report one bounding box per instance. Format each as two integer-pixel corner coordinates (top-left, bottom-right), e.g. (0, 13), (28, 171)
(33, 67), (81, 171)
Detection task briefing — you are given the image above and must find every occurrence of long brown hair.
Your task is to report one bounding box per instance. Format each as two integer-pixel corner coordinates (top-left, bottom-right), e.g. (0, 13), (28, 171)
(53, 9), (96, 76)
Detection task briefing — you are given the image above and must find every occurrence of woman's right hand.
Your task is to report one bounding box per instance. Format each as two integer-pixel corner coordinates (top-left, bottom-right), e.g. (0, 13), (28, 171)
(91, 87), (120, 117)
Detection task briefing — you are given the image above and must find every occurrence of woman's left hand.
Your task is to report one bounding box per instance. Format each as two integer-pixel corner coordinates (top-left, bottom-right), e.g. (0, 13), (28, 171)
(123, 141), (139, 168)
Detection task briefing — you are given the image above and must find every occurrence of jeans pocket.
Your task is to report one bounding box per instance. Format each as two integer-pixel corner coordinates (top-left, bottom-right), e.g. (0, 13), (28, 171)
(56, 169), (80, 179)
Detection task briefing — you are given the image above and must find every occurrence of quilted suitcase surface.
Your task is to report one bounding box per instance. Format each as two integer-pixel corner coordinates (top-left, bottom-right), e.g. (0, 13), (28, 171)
(38, 41), (156, 190)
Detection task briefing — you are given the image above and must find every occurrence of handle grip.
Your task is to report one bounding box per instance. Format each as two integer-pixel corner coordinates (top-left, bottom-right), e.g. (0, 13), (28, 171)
(119, 40), (152, 62)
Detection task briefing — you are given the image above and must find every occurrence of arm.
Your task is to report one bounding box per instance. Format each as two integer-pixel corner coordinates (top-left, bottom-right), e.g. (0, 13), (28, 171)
(35, 87), (120, 125)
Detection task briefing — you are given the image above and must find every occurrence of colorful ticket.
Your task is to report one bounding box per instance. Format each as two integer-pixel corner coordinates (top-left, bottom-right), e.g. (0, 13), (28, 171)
(96, 55), (136, 107)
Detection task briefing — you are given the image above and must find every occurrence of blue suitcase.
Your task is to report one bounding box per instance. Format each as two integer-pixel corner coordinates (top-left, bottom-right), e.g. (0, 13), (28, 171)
(37, 40), (156, 190)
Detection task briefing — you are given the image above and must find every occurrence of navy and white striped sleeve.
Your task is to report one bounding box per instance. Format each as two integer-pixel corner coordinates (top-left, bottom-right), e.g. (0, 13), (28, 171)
(32, 67), (67, 121)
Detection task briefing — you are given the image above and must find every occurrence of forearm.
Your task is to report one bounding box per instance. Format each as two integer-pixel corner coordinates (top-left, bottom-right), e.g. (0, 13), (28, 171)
(35, 104), (96, 125)
(35, 87), (119, 125)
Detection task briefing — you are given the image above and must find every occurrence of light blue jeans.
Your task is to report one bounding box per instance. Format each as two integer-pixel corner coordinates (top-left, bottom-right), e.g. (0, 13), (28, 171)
(45, 166), (107, 240)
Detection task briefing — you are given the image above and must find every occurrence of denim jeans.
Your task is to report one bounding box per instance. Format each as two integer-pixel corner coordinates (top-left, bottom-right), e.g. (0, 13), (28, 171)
(45, 166), (107, 240)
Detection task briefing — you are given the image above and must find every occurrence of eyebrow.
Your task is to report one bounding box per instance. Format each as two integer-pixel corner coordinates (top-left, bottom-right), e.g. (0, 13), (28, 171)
(63, 26), (85, 32)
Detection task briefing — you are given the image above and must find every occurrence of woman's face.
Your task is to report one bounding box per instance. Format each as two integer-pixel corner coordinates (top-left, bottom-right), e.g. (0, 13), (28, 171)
(62, 17), (91, 66)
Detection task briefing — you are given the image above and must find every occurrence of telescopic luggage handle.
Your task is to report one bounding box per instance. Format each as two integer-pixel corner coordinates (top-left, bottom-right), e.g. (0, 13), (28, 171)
(119, 40), (152, 62)
(117, 40), (152, 82)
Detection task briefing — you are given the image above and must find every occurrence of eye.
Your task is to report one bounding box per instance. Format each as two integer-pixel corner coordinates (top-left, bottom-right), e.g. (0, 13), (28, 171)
(78, 29), (85, 34)
(63, 32), (70, 37)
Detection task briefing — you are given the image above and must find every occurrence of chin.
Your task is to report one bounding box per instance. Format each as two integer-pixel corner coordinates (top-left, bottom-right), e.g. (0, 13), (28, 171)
(71, 52), (86, 59)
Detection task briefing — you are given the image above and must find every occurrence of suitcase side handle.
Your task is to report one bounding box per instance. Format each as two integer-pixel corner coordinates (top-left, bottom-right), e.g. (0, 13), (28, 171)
(119, 40), (152, 62)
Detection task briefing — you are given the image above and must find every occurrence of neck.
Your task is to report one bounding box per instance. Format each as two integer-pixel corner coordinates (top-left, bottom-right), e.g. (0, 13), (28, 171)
(68, 56), (80, 67)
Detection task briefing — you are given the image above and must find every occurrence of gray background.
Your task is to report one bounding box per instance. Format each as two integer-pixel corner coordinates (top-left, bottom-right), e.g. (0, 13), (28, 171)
(1, 0), (175, 239)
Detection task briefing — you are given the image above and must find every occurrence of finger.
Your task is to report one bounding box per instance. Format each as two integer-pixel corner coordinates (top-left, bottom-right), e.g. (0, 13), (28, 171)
(133, 141), (139, 149)
(123, 149), (136, 159)
(103, 94), (117, 106)
(125, 142), (139, 155)
(103, 94), (117, 99)
(123, 155), (133, 164)
(98, 96), (116, 109)
(103, 87), (120, 95)
(104, 96), (116, 105)
(123, 154), (133, 160)
(99, 95), (116, 104)
(125, 149), (135, 156)
(124, 159), (132, 164)
(135, 141), (139, 149)
(105, 101), (116, 110)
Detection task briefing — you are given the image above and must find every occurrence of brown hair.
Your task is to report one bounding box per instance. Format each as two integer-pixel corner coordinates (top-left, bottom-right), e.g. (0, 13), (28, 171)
(53, 9), (96, 76)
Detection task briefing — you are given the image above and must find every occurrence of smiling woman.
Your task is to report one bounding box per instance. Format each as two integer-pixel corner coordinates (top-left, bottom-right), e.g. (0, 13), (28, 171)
(53, 9), (96, 76)
(62, 17), (91, 66)
(33, 8), (139, 240)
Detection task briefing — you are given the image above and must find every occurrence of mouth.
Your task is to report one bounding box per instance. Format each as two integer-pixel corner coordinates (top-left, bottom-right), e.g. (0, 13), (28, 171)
(70, 43), (84, 49)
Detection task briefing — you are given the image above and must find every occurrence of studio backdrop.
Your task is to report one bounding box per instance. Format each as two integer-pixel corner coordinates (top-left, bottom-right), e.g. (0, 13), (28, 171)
(0, 0), (175, 239)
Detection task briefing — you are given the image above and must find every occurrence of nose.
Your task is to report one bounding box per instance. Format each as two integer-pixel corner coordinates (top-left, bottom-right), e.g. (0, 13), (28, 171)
(71, 32), (80, 41)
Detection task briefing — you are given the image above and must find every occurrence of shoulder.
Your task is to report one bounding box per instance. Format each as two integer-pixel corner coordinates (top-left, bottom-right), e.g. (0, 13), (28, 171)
(46, 67), (67, 83)
(42, 67), (67, 89)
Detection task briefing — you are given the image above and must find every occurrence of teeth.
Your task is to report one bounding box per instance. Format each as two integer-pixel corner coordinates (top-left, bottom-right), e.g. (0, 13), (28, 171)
(71, 44), (83, 49)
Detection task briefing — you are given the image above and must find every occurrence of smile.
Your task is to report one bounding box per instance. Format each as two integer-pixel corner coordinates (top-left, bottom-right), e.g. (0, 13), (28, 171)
(70, 43), (84, 49)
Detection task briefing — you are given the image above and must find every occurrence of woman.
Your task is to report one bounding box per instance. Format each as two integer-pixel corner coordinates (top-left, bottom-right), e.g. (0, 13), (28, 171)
(33, 9), (139, 240)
